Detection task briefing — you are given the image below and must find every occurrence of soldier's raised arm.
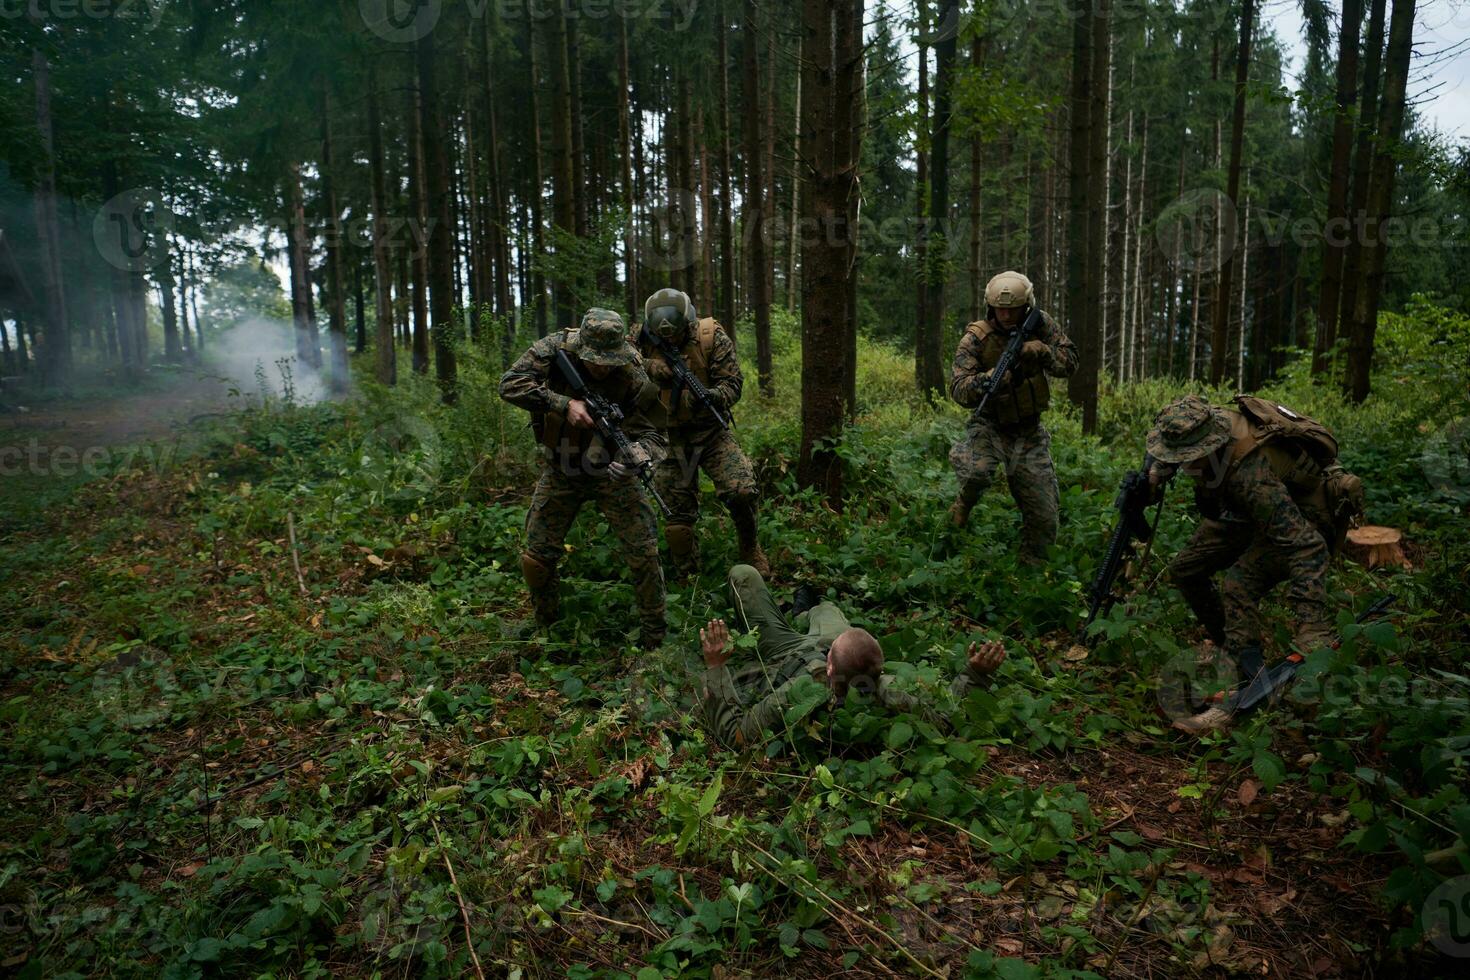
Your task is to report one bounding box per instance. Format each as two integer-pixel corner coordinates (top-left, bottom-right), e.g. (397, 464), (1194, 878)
(949, 329), (995, 406)
(704, 327), (744, 410)
(498, 336), (571, 415)
(1037, 312), (1078, 379)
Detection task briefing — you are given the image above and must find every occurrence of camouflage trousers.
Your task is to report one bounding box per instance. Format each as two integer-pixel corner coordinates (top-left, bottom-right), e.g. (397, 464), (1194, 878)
(1169, 518), (1333, 653)
(523, 463), (665, 634)
(949, 417), (1060, 559)
(656, 426), (758, 526)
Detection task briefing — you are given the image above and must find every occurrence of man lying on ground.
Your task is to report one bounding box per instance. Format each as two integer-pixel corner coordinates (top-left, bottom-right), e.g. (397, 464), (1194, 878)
(697, 563), (1007, 750)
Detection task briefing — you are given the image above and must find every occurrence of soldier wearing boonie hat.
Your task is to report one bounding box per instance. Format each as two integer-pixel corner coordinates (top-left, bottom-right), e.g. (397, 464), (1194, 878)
(498, 307), (670, 650)
(1145, 394), (1342, 735)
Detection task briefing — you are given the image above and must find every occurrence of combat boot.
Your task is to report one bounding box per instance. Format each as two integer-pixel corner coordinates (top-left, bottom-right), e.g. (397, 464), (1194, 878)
(727, 497), (770, 576)
(520, 553), (560, 626)
(665, 523), (700, 579)
(948, 496), (973, 528)
(639, 623), (666, 651)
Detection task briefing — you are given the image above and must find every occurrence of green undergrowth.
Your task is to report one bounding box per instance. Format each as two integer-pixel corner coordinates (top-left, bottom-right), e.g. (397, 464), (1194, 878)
(0, 302), (1466, 977)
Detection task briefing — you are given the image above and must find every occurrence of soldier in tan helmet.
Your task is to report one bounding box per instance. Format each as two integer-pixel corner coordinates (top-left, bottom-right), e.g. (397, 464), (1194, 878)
(947, 271), (1078, 563)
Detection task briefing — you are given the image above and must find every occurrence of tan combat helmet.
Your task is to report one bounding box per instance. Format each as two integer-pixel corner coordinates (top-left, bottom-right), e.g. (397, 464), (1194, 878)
(985, 271), (1035, 310)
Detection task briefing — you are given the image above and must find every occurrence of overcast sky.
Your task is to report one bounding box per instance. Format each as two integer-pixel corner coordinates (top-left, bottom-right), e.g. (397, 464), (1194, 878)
(1259, 0), (1468, 141)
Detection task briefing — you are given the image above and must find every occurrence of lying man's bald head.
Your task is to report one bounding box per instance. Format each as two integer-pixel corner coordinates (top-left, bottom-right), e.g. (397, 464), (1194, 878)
(826, 627), (884, 703)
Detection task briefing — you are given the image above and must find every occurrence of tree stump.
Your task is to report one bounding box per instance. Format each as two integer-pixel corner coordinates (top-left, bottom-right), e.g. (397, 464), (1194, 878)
(1345, 526), (1410, 570)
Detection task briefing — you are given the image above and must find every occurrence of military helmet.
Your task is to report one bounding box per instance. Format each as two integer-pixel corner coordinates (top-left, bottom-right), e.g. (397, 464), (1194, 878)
(644, 287), (695, 342)
(569, 308), (635, 366)
(985, 271), (1035, 310)
(1146, 395), (1233, 464)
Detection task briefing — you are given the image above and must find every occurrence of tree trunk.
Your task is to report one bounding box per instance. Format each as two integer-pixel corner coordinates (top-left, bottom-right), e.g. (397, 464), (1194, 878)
(914, 0), (932, 394)
(619, 11), (639, 320)
(367, 66), (397, 385)
(969, 35), (984, 324)
(1079, 0), (1110, 433)
(31, 48), (70, 384)
(547, 6), (577, 329)
(718, 1), (737, 334)
(798, 0), (863, 505)
(743, 0), (772, 394)
(406, 73), (431, 372)
(524, 6), (549, 336)
(416, 26), (458, 403)
(286, 161), (322, 370)
(567, 13), (587, 240)
(1313, 0), (1363, 374)
(1065, 0), (1093, 424)
(786, 32), (803, 314)
(1337, 0), (1387, 359)
(923, 0), (959, 395)
(157, 245), (181, 364)
(319, 84), (350, 393)
(1208, 0), (1255, 384)
(1345, 0), (1415, 403)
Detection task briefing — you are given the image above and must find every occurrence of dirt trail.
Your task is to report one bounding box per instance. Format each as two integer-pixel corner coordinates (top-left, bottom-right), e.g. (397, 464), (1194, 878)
(0, 369), (238, 498)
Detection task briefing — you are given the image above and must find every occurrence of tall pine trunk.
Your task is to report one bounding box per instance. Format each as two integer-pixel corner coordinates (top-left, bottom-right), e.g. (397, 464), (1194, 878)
(416, 26), (458, 403)
(406, 75), (431, 373)
(286, 161), (322, 370)
(367, 66), (397, 385)
(1314, 0), (1363, 374)
(923, 0), (959, 394)
(1208, 0), (1255, 384)
(1345, 0), (1415, 403)
(31, 48), (70, 383)
(743, 0), (772, 394)
(319, 84), (350, 393)
(1337, 0), (1387, 357)
(914, 0), (932, 395)
(1065, 0), (1093, 423)
(798, 0), (863, 505)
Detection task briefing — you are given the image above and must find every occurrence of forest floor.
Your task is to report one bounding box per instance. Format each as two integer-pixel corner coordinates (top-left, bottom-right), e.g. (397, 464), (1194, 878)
(0, 346), (1462, 978)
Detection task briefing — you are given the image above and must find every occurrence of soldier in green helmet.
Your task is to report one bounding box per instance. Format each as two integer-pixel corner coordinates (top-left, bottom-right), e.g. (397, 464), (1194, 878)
(1145, 394), (1357, 734)
(498, 308), (670, 650)
(636, 287), (766, 578)
(948, 270), (1078, 563)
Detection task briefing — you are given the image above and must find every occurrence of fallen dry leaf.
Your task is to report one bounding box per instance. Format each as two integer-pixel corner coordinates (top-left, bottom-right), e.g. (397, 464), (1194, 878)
(1238, 778), (1259, 806)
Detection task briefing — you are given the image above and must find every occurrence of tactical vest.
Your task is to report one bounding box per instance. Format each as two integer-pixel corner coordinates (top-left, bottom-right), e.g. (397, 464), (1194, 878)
(1217, 397), (1364, 552)
(641, 317), (719, 425)
(535, 329), (645, 466)
(964, 318), (1050, 426)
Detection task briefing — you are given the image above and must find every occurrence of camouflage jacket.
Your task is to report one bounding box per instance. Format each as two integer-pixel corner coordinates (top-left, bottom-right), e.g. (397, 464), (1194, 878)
(498, 330), (668, 474)
(949, 310), (1078, 425)
(699, 651), (996, 750)
(1194, 437), (1331, 574)
(637, 321), (743, 436)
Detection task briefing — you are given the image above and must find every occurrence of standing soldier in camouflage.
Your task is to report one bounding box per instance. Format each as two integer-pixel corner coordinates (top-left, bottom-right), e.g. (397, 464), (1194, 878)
(948, 271), (1078, 563)
(1145, 394), (1359, 733)
(636, 287), (767, 577)
(498, 309), (669, 650)
(696, 564), (1008, 750)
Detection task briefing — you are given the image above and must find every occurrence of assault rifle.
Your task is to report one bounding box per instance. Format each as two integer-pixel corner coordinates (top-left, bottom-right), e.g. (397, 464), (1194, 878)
(639, 326), (732, 430)
(972, 306), (1044, 418)
(553, 349), (672, 517)
(1077, 453), (1168, 643)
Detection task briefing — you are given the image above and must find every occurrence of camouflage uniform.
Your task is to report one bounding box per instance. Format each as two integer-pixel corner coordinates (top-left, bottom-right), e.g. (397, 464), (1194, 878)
(498, 309), (669, 646)
(948, 294), (1078, 561)
(638, 289), (764, 575)
(698, 564), (996, 750)
(1148, 396), (1335, 655)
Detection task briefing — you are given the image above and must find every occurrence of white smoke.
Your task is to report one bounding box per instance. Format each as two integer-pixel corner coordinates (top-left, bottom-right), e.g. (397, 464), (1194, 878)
(203, 317), (336, 407)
